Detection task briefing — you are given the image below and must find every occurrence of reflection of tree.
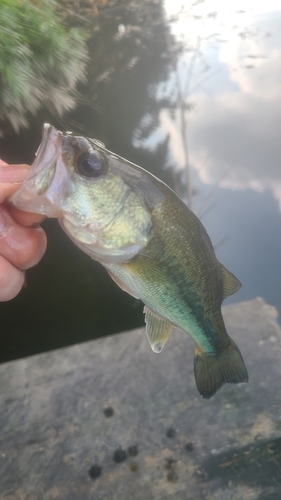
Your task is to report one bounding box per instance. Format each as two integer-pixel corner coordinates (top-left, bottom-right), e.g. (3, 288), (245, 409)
(123, 3), (267, 209)
(59, 0), (180, 188)
(0, 0), (88, 133)
(157, 5), (274, 209)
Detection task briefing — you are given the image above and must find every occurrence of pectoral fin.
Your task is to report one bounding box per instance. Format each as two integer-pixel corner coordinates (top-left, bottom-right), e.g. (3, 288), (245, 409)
(144, 306), (174, 353)
(220, 264), (242, 299)
(106, 269), (139, 299)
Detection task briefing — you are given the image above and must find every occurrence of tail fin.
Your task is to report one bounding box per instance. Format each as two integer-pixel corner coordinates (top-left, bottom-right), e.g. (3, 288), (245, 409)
(194, 339), (248, 399)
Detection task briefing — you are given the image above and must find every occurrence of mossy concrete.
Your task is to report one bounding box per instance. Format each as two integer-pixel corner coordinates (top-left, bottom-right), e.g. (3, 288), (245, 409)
(0, 297), (281, 499)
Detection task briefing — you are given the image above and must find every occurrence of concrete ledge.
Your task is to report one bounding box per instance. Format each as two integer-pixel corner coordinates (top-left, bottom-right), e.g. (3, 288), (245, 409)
(0, 297), (281, 499)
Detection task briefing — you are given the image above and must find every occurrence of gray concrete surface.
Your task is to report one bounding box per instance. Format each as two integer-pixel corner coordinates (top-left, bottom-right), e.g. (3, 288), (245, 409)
(0, 297), (281, 499)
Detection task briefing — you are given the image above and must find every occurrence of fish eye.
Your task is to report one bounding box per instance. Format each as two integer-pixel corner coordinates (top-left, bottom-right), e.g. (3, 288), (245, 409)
(76, 150), (107, 178)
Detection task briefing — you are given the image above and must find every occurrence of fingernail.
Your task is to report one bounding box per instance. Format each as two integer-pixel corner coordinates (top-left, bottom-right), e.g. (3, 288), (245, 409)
(0, 166), (29, 183)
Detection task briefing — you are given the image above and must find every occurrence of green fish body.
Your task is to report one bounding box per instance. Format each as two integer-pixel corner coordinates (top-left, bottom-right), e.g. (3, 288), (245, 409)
(105, 181), (247, 398)
(10, 123), (248, 399)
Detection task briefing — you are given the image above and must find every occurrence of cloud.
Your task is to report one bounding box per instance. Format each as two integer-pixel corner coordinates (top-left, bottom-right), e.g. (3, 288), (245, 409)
(187, 11), (281, 208)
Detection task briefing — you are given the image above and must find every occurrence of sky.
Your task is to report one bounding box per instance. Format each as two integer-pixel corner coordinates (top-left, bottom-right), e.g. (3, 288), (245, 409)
(161, 0), (281, 205)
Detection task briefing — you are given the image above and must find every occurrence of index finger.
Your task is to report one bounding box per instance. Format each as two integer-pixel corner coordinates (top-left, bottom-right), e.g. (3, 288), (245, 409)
(0, 162), (46, 226)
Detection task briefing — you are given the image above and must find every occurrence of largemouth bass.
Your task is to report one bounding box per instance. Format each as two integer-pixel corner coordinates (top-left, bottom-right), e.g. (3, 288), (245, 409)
(10, 123), (248, 398)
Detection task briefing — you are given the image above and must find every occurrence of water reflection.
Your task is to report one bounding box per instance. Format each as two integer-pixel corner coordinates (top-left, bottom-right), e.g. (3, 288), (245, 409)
(140, 1), (281, 314)
(0, 0), (280, 363)
(188, 9), (281, 202)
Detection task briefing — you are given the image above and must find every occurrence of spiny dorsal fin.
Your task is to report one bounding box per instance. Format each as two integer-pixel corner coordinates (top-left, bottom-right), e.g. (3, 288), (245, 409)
(220, 264), (242, 300)
(144, 306), (174, 353)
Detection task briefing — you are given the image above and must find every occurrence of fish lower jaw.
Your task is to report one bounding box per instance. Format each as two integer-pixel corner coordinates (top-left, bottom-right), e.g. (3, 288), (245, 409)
(58, 217), (143, 264)
(74, 239), (144, 264)
(59, 217), (98, 245)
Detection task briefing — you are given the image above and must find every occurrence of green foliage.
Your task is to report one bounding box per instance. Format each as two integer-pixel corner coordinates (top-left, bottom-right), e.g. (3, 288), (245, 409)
(0, 0), (89, 132)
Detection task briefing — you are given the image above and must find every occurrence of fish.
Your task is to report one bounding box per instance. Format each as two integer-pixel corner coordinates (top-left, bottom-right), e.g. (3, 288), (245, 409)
(10, 123), (248, 399)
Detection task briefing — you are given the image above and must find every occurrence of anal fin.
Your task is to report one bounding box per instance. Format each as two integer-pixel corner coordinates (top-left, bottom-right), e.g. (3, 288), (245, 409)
(144, 306), (174, 353)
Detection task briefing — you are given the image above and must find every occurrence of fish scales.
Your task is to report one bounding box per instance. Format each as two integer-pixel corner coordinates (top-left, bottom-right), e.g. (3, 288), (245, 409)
(105, 189), (225, 354)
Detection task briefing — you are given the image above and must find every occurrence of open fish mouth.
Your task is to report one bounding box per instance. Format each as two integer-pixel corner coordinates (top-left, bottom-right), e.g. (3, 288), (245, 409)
(9, 123), (67, 216)
(35, 123), (55, 161)
(27, 123), (62, 183)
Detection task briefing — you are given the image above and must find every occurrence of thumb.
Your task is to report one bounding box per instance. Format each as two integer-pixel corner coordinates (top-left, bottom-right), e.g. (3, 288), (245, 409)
(0, 163), (30, 204)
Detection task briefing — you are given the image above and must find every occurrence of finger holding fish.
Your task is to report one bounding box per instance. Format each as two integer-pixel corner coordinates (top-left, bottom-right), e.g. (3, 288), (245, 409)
(0, 161), (30, 203)
(0, 160), (47, 301)
(0, 254), (25, 301)
(0, 161), (46, 226)
(0, 205), (46, 270)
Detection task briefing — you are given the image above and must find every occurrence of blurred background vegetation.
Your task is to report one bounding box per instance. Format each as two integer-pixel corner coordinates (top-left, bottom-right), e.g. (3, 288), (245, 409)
(0, 0), (89, 133)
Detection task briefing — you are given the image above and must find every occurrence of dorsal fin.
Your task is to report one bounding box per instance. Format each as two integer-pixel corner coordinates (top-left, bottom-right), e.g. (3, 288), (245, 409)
(144, 306), (174, 353)
(220, 264), (242, 299)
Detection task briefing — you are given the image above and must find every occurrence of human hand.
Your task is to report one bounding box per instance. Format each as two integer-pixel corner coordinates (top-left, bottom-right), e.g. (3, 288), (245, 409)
(0, 160), (47, 301)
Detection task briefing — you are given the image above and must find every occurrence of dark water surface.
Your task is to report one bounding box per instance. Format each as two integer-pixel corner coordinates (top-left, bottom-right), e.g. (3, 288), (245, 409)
(0, 0), (280, 362)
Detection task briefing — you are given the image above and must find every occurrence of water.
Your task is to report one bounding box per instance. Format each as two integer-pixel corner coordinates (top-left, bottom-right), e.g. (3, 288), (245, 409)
(152, 1), (281, 313)
(0, 0), (280, 362)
